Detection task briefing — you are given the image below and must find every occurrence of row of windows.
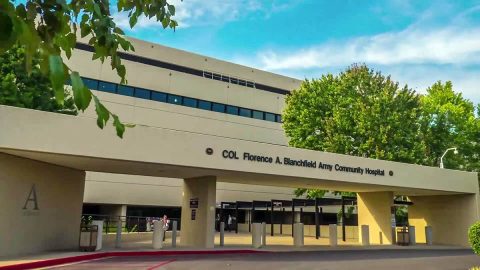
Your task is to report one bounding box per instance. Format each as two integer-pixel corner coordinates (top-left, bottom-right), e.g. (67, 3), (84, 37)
(203, 71), (256, 89)
(77, 78), (282, 123)
(75, 43), (291, 96)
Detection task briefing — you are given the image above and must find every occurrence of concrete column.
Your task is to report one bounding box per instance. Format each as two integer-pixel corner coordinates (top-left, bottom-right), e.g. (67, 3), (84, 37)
(252, 223), (262, 248)
(408, 226), (416, 245)
(220, 222), (225, 247)
(180, 176), (216, 248)
(361, 225), (370, 246)
(115, 220), (122, 248)
(408, 194), (479, 246)
(329, 224), (337, 246)
(91, 220), (103, 251)
(425, 226), (433, 245)
(172, 220), (178, 248)
(152, 220), (164, 249)
(293, 223), (304, 247)
(357, 192), (394, 245)
(261, 222), (267, 247)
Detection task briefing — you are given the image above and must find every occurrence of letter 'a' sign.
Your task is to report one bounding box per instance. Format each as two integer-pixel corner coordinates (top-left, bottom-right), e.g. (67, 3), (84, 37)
(190, 198), (199, 209)
(23, 184), (39, 210)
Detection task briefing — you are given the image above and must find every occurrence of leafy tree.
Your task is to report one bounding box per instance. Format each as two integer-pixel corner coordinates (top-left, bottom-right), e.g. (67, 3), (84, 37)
(0, 0), (178, 137)
(283, 64), (424, 163)
(285, 64), (424, 200)
(419, 81), (480, 172)
(0, 45), (76, 114)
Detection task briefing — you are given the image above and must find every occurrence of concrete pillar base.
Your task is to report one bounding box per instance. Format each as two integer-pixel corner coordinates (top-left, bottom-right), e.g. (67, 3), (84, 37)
(329, 224), (337, 246)
(180, 176), (216, 248)
(293, 223), (304, 247)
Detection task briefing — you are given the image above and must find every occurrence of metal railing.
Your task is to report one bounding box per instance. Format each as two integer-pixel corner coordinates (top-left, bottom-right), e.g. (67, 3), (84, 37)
(81, 214), (180, 234)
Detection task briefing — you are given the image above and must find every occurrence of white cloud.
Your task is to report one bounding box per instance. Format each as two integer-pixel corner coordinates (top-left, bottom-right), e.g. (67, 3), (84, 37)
(112, 0), (297, 30)
(257, 25), (480, 70)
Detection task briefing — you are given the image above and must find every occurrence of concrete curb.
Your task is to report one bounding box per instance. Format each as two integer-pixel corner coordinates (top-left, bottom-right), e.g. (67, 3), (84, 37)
(0, 249), (268, 270)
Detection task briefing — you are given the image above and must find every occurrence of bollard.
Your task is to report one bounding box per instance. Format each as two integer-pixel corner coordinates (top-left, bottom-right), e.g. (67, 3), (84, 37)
(361, 225), (370, 246)
(425, 226), (433, 245)
(115, 219), (122, 248)
(261, 222), (267, 247)
(91, 220), (103, 251)
(252, 223), (262, 248)
(329, 224), (337, 247)
(220, 222), (225, 247)
(152, 220), (164, 249)
(409, 226), (416, 245)
(172, 220), (178, 248)
(146, 221), (151, 232)
(293, 223), (304, 247)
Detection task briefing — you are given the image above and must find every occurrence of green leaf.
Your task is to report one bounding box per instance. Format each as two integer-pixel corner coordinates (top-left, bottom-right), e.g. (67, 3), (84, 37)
(167, 4), (175, 15)
(70, 72), (92, 111)
(48, 55), (65, 105)
(113, 27), (125, 35)
(129, 15), (137, 28)
(93, 96), (110, 129)
(112, 114), (126, 138)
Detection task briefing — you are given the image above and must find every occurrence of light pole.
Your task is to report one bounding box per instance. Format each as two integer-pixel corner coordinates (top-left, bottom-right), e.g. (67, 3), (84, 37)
(440, 147), (458, 168)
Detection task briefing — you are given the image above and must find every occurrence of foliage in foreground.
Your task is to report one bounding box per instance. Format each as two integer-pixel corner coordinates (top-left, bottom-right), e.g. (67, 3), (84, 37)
(0, 0), (178, 137)
(469, 222), (480, 255)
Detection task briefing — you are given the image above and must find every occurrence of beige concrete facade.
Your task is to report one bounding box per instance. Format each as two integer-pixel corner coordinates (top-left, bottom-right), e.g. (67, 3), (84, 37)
(0, 153), (85, 257)
(409, 194), (479, 246)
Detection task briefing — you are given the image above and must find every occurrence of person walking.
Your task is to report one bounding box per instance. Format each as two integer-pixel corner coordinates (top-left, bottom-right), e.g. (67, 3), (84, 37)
(161, 214), (170, 241)
(227, 214), (233, 232)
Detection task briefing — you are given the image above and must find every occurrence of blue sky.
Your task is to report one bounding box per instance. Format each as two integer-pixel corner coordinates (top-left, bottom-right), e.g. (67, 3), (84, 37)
(113, 0), (480, 104)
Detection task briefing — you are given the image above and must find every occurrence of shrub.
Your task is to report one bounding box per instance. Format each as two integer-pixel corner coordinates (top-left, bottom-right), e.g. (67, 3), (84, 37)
(468, 222), (480, 255)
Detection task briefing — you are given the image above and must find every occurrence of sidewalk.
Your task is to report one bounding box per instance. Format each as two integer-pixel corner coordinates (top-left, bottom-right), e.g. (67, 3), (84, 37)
(0, 232), (469, 269)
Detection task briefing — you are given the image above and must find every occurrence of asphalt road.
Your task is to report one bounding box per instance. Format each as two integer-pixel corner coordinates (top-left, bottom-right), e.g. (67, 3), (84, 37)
(51, 249), (480, 270)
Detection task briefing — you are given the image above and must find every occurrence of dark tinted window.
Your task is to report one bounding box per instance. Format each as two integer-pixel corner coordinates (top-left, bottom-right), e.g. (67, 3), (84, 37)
(98, 81), (116, 93)
(212, 73), (221, 81)
(265, 113), (276, 122)
(198, 100), (211, 110)
(151, 92), (167, 102)
(230, 78), (238, 84)
(183, 97), (197, 108)
(117, 85), (134, 96)
(246, 81), (255, 88)
(221, 76), (230, 83)
(238, 80), (246, 86)
(239, 108), (251, 118)
(83, 78), (98, 90)
(168, 94), (182, 105)
(252, 110), (264, 120)
(134, 88), (150, 99)
(212, 103), (225, 113)
(226, 105), (239, 115)
(276, 114), (282, 123)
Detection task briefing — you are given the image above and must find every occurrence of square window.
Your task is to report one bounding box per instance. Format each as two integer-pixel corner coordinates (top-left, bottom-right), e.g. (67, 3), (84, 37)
(98, 81), (117, 93)
(82, 78), (98, 90)
(134, 88), (151, 99)
(239, 108), (251, 118)
(246, 81), (255, 88)
(117, 85), (134, 96)
(198, 100), (212, 110)
(230, 78), (238, 84)
(238, 80), (246, 86)
(276, 114), (282, 123)
(221, 76), (230, 83)
(252, 110), (264, 120)
(183, 97), (197, 108)
(212, 73), (222, 81)
(152, 91), (167, 102)
(226, 105), (239, 115)
(212, 103), (225, 113)
(204, 71), (212, 79)
(168, 94), (182, 105)
(265, 113), (276, 122)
